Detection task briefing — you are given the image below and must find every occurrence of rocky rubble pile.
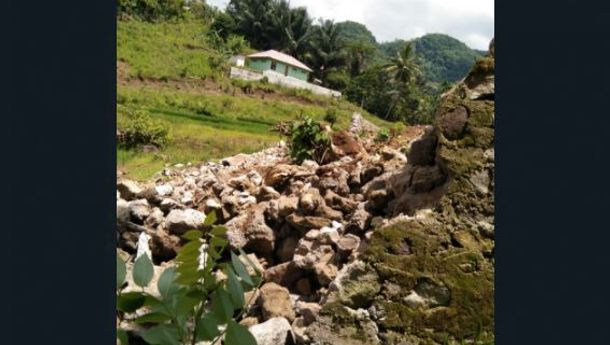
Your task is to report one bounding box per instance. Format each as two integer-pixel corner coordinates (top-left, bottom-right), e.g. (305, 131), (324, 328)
(117, 38), (495, 345)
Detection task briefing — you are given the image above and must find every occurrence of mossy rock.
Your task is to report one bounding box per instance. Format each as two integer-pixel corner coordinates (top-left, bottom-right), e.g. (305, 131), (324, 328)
(364, 220), (494, 342)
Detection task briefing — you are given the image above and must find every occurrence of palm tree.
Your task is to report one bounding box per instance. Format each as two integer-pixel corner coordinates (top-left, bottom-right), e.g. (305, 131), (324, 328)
(383, 42), (420, 84)
(302, 19), (345, 82)
(382, 42), (421, 119)
(227, 0), (275, 49)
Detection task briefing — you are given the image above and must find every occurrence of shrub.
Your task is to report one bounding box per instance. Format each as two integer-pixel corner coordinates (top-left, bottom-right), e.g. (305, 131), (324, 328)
(376, 128), (390, 142)
(390, 122), (407, 137)
(116, 212), (261, 345)
(324, 107), (339, 128)
(276, 117), (331, 164)
(118, 108), (171, 149)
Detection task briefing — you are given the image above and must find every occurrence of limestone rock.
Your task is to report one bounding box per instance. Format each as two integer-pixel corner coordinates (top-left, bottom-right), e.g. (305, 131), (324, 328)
(258, 283), (296, 321)
(128, 199), (151, 223)
(117, 180), (142, 200)
(249, 317), (295, 345)
(164, 208), (205, 235)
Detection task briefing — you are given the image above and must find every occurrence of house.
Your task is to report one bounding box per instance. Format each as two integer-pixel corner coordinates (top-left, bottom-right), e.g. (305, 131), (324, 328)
(229, 54), (246, 67)
(246, 50), (312, 82)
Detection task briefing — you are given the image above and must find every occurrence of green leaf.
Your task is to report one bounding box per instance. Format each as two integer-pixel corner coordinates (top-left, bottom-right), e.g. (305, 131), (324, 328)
(135, 312), (172, 324)
(140, 324), (181, 345)
(210, 236), (229, 249)
(210, 225), (228, 236)
(239, 248), (261, 276)
(182, 230), (203, 241)
(231, 252), (253, 287)
(225, 320), (257, 345)
(133, 254), (154, 288)
(204, 210), (217, 226)
(226, 268), (245, 308)
(157, 267), (177, 299)
(117, 329), (129, 345)
(117, 253), (126, 289)
(175, 240), (201, 262)
(211, 287), (234, 323)
(195, 313), (220, 341)
(117, 292), (146, 313)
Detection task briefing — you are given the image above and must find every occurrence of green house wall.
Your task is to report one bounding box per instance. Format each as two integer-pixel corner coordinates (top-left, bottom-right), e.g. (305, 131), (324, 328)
(247, 57), (310, 82)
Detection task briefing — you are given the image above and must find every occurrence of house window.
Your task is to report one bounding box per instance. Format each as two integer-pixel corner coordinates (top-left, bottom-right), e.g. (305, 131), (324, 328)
(270, 61), (277, 71)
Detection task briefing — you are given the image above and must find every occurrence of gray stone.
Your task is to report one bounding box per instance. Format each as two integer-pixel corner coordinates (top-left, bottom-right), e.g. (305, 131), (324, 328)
(165, 208), (205, 234)
(249, 317), (295, 345)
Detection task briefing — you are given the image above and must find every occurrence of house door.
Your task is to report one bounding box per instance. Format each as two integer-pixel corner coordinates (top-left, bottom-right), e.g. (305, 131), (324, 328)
(284, 65), (289, 76)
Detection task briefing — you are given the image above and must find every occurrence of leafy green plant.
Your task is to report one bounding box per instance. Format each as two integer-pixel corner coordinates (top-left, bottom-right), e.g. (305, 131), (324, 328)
(324, 107), (339, 128)
(116, 212), (261, 345)
(375, 128), (390, 142)
(118, 107), (172, 149)
(277, 116), (331, 164)
(390, 122), (407, 137)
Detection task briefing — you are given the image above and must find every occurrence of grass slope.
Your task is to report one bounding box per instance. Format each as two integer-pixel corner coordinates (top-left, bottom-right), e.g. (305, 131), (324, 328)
(117, 19), (390, 180)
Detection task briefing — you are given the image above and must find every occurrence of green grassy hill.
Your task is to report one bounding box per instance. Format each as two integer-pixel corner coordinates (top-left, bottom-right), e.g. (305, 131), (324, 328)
(117, 19), (390, 180)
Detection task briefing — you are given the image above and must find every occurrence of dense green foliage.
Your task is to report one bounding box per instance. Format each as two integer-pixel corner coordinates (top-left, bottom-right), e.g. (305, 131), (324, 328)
(116, 213), (261, 345)
(278, 117), (332, 164)
(117, 106), (172, 149)
(118, 0), (187, 21)
(379, 34), (484, 84)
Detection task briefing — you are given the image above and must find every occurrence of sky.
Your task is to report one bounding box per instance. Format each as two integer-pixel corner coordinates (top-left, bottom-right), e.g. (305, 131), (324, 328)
(206, 0), (494, 50)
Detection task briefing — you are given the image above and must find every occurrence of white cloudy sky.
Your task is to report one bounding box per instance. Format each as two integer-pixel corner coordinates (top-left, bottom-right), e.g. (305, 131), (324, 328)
(206, 0), (494, 50)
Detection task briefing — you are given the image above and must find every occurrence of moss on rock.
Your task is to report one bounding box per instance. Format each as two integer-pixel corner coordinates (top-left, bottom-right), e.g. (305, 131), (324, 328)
(365, 219), (494, 342)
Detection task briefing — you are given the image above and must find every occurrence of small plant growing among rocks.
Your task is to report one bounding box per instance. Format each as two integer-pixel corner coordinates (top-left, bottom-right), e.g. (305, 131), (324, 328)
(375, 128), (391, 142)
(275, 116), (331, 164)
(116, 211), (261, 345)
(323, 107), (339, 128)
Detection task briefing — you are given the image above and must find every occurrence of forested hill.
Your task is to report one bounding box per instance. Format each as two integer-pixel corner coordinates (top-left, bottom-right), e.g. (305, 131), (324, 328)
(379, 34), (484, 84)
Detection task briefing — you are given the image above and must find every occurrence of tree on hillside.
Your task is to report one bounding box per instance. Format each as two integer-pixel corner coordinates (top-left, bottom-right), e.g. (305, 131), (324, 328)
(381, 42), (421, 119)
(226, 0), (276, 49)
(302, 19), (345, 83)
(383, 42), (420, 84)
(344, 41), (377, 78)
(268, 1), (312, 56)
(117, 0), (187, 21)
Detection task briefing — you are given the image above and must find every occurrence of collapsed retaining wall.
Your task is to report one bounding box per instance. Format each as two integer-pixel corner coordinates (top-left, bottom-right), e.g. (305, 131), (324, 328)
(230, 67), (342, 98)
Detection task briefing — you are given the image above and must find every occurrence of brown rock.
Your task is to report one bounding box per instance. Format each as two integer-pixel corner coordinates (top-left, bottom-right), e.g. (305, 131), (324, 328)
(286, 213), (332, 232)
(296, 301), (321, 325)
(336, 234), (361, 256)
(239, 316), (260, 328)
(299, 189), (324, 214)
(295, 278), (312, 295)
(278, 196), (299, 217)
(117, 179), (142, 200)
(277, 236), (299, 262)
(264, 262), (304, 286)
(324, 190), (358, 213)
(314, 205), (343, 221)
(407, 129), (437, 166)
(314, 262), (338, 286)
(438, 106), (468, 140)
(258, 282), (296, 322)
(264, 164), (295, 188)
(225, 205), (275, 258)
(409, 165), (446, 193)
(258, 186), (281, 201)
(345, 203), (371, 234)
